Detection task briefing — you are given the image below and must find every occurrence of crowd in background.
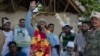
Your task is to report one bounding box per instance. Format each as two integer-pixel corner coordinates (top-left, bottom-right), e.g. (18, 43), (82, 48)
(0, 0), (100, 56)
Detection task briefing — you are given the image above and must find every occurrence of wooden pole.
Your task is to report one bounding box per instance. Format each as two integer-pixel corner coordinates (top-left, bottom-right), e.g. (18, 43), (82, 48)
(64, 2), (69, 12)
(48, 0), (52, 12)
(68, 0), (81, 15)
(32, 12), (39, 23)
(54, 0), (56, 13)
(11, 0), (16, 12)
(43, 0), (46, 11)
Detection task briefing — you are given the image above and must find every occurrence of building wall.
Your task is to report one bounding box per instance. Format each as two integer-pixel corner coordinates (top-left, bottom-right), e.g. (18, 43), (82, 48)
(31, 12), (79, 35)
(0, 11), (26, 28)
(0, 11), (79, 35)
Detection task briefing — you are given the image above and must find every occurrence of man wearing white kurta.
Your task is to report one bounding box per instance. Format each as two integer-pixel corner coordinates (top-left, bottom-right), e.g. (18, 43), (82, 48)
(61, 41), (76, 56)
(1, 20), (13, 56)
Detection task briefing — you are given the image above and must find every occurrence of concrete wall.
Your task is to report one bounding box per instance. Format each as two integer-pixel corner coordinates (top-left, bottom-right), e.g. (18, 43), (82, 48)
(0, 11), (26, 28)
(0, 11), (79, 35)
(31, 12), (79, 35)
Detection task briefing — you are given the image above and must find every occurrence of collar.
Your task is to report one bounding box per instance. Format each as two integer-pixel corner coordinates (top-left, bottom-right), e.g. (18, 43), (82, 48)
(93, 27), (100, 33)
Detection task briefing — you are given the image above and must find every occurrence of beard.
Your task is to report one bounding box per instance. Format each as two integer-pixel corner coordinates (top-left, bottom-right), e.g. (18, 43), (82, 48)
(82, 30), (88, 34)
(67, 51), (74, 55)
(4, 28), (10, 31)
(19, 25), (25, 28)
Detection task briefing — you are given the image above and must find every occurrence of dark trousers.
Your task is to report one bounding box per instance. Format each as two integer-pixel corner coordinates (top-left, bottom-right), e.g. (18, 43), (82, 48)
(51, 45), (60, 56)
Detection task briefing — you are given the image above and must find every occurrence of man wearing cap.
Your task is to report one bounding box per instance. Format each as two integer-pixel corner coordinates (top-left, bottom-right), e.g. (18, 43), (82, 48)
(1, 20), (14, 56)
(85, 11), (100, 56)
(61, 41), (77, 56)
(60, 25), (75, 52)
(77, 22), (82, 33)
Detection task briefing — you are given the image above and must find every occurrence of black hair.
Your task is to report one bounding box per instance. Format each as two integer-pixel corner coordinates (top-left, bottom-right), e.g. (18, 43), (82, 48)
(19, 19), (25, 22)
(47, 23), (54, 28)
(64, 25), (70, 28)
(37, 25), (42, 31)
(8, 41), (17, 47)
(82, 21), (90, 26)
(37, 24), (47, 31)
(8, 41), (22, 51)
(30, 0), (36, 2)
(30, 0), (40, 3)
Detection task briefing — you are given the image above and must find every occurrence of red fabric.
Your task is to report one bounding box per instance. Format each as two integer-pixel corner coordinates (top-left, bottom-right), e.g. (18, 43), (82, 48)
(30, 30), (50, 56)
(34, 30), (46, 39)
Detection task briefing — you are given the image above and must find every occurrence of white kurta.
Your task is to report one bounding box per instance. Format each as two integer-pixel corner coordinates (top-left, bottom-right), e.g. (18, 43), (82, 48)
(1, 30), (13, 56)
(74, 32), (86, 52)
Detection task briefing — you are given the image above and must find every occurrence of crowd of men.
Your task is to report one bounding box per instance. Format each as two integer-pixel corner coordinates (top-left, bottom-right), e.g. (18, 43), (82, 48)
(0, 0), (100, 56)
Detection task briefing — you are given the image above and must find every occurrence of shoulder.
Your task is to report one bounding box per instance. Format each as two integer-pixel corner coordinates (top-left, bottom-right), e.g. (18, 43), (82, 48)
(60, 32), (65, 36)
(5, 53), (10, 56)
(96, 29), (100, 34)
(9, 30), (13, 33)
(75, 32), (83, 37)
(14, 25), (19, 28)
(70, 32), (75, 37)
(18, 51), (26, 56)
(54, 34), (59, 40)
(54, 34), (58, 38)
(61, 51), (68, 56)
(14, 25), (20, 30)
(84, 30), (92, 37)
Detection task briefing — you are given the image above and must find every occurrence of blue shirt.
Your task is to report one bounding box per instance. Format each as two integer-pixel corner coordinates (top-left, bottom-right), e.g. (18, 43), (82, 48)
(5, 51), (26, 56)
(46, 33), (59, 47)
(25, 10), (34, 37)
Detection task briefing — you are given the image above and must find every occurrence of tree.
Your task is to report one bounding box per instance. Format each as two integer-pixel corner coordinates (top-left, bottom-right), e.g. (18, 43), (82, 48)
(79, 0), (100, 20)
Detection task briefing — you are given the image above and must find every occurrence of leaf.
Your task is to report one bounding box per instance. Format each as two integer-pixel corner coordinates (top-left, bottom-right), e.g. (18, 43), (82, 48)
(78, 0), (100, 20)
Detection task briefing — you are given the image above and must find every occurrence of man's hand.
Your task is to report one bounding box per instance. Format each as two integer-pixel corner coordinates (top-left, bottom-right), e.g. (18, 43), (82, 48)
(40, 25), (47, 33)
(29, 0), (36, 11)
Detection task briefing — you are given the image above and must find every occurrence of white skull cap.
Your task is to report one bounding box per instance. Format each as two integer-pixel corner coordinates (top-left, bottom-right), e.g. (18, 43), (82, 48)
(3, 20), (10, 24)
(67, 41), (74, 48)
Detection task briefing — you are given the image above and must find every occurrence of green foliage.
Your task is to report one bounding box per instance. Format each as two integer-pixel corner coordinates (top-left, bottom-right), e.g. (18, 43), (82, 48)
(38, 4), (44, 12)
(78, 0), (100, 20)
